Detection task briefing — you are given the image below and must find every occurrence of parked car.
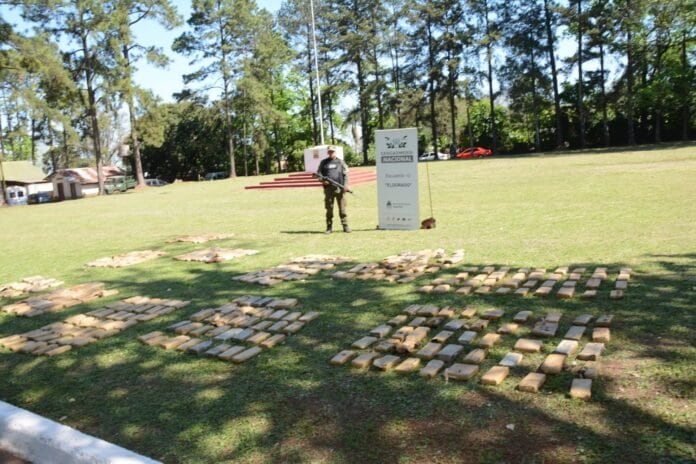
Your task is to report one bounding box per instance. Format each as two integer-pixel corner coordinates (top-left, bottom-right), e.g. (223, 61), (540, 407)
(145, 178), (168, 187)
(455, 146), (493, 159)
(418, 152), (450, 162)
(418, 152), (437, 162)
(204, 171), (227, 180)
(104, 176), (128, 194)
(28, 191), (53, 204)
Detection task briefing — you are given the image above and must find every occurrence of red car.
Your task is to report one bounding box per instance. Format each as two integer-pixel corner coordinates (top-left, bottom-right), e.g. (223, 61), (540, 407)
(455, 146), (492, 159)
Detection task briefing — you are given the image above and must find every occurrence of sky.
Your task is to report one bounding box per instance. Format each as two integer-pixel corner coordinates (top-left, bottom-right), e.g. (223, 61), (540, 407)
(133, 0), (284, 103)
(2, 1), (609, 117)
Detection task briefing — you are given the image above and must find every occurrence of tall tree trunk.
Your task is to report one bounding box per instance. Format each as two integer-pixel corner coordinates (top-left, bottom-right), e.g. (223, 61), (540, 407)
(372, 45), (384, 129)
(30, 116), (37, 164)
(307, 33), (318, 145)
(680, 32), (689, 141)
(327, 89), (336, 143)
(242, 96), (248, 176)
(625, 0), (635, 145)
(219, 16), (237, 178)
(81, 33), (104, 194)
(391, 42), (402, 128)
(447, 51), (457, 153)
(544, 0), (563, 148)
(426, 19), (439, 156)
(448, 75), (456, 153)
(122, 46), (145, 187)
(46, 118), (57, 173)
(0, 116), (7, 205)
(322, 52), (336, 143)
(653, 38), (664, 143)
(466, 95), (474, 148)
(484, 1), (497, 154)
(356, 54), (369, 165)
(599, 41), (610, 146)
(223, 83), (236, 177)
(531, 49), (541, 151)
(275, 124), (281, 172)
(577, 0), (585, 148)
(62, 128), (69, 168)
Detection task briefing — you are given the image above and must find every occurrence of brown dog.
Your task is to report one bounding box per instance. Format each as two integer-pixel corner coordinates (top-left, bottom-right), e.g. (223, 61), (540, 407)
(420, 217), (436, 229)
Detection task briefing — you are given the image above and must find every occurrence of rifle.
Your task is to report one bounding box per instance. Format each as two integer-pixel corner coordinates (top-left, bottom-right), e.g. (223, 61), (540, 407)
(313, 173), (354, 194)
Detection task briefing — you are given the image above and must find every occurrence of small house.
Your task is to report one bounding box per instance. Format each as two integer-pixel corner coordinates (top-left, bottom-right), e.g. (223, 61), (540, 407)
(0, 161), (53, 204)
(48, 166), (124, 199)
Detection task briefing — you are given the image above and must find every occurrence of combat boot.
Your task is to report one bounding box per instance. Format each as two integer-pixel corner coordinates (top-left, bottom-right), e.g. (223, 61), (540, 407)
(343, 224), (352, 233)
(325, 221), (333, 234)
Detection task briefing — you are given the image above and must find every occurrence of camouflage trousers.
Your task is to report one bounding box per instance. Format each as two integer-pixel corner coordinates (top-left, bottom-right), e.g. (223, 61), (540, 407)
(324, 186), (348, 226)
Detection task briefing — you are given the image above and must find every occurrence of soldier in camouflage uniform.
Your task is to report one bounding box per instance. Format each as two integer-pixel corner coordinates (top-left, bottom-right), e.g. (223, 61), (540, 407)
(317, 146), (351, 234)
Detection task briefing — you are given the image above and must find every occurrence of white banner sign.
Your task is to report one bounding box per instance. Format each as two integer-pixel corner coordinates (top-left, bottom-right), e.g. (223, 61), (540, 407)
(376, 128), (419, 230)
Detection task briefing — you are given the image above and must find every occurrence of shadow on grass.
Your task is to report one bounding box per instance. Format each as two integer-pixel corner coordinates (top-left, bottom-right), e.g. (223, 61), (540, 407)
(0, 254), (695, 463)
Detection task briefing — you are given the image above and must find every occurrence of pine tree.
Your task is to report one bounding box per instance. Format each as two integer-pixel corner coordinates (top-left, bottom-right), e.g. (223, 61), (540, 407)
(173, 0), (259, 178)
(107, 0), (180, 187)
(22, 0), (115, 193)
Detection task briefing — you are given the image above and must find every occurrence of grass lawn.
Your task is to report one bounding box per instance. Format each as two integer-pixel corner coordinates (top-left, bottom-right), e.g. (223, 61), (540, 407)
(1, 144), (695, 463)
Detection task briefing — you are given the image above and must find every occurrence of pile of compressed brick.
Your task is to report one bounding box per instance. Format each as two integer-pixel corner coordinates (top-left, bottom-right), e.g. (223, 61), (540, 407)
(174, 248), (258, 263)
(420, 266), (632, 299)
(0, 283), (117, 317)
(233, 255), (351, 286)
(0, 276), (63, 299)
(330, 303), (613, 400)
(0, 296), (189, 356)
(138, 295), (319, 363)
(332, 249), (464, 283)
(86, 250), (167, 267)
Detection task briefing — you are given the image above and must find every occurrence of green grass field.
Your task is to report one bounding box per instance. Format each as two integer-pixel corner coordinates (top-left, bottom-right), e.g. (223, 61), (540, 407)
(1, 144), (695, 463)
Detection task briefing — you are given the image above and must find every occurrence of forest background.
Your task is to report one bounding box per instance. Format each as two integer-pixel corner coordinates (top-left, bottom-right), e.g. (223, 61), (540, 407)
(0, 0), (694, 190)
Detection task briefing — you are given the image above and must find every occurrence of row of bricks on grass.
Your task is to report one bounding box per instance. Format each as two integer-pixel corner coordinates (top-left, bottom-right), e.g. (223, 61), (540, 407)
(332, 336), (606, 372)
(355, 306), (613, 349)
(427, 266), (631, 288)
(331, 336), (604, 400)
(331, 305), (611, 397)
(0, 283), (118, 318)
(233, 255), (351, 286)
(0, 276), (63, 299)
(138, 296), (322, 362)
(0, 297), (190, 356)
(86, 250), (167, 268)
(331, 250), (465, 284)
(419, 266), (631, 299)
(174, 298), (320, 337)
(499, 312), (611, 399)
(381, 304), (613, 340)
(330, 344), (601, 399)
(331, 304), (540, 372)
(138, 330), (287, 363)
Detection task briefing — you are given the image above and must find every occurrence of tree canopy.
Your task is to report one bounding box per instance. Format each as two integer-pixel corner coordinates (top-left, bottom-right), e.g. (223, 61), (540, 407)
(1, 0), (693, 184)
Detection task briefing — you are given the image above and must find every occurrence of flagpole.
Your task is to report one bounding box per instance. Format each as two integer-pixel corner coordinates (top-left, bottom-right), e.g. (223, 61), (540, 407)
(309, 0), (325, 145)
